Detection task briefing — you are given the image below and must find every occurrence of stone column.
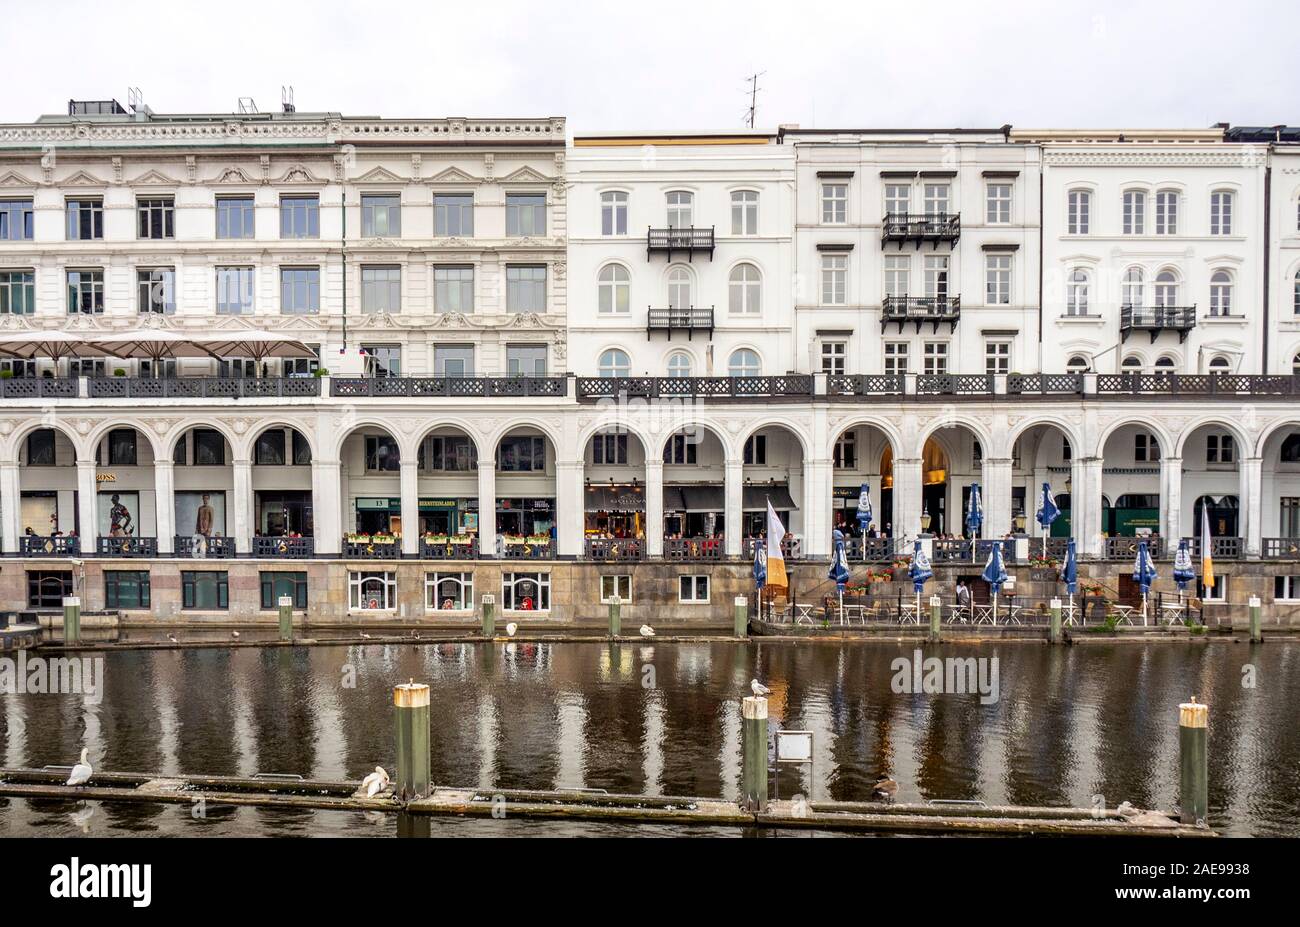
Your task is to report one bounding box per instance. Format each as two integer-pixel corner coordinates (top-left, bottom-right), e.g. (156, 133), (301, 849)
(77, 459), (98, 552)
(983, 456), (1014, 539)
(1160, 455), (1183, 543)
(477, 461), (496, 555)
(311, 459), (342, 554)
(154, 459), (175, 553)
(555, 458), (584, 558)
(645, 458), (664, 557)
(400, 457), (419, 556)
(0, 461), (21, 554)
(232, 458), (253, 555)
(802, 457), (833, 558)
(724, 457), (743, 557)
(1240, 456), (1263, 557)
(1080, 457), (1105, 558)
(892, 456), (923, 543)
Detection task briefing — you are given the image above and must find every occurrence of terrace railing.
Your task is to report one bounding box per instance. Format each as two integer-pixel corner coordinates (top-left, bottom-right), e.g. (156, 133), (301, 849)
(881, 212), (961, 244)
(1262, 538), (1300, 560)
(575, 375), (814, 402)
(87, 377), (320, 399)
(97, 536), (158, 557)
(420, 537), (479, 560)
(253, 536), (315, 558)
(584, 538), (645, 561)
(330, 376), (567, 399)
(19, 535), (80, 557)
(173, 535), (236, 558)
(664, 537), (725, 561)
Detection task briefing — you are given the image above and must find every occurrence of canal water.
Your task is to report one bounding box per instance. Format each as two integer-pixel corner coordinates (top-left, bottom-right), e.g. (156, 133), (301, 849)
(1, 640), (1295, 837)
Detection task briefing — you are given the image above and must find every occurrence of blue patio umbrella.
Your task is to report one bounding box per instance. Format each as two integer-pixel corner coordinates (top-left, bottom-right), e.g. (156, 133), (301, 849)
(1061, 538), (1078, 596)
(966, 483), (983, 538)
(1036, 482), (1060, 555)
(1133, 540), (1158, 625)
(909, 539), (933, 594)
(828, 529), (851, 593)
(855, 483), (873, 537)
(982, 540), (1008, 624)
(1172, 539), (1195, 592)
(753, 540), (767, 593)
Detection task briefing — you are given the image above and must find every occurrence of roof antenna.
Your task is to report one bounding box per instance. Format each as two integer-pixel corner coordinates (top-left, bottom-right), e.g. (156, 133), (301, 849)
(238, 96), (258, 115)
(282, 85), (296, 114)
(743, 72), (766, 128)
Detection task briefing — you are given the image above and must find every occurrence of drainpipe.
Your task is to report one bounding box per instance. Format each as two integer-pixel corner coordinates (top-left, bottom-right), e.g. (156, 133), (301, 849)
(1037, 163), (1045, 373)
(341, 189), (348, 351)
(1262, 158), (1271, 374)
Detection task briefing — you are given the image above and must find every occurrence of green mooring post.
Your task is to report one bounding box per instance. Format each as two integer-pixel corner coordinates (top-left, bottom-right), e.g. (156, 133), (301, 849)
(1178, 697), (1208, 826)
(1049, 597), (1062, 644)
(929, 594), (942, 642)
(734, 596), (748, 638)
(394, 681), (431, 802)
(62, 596), (81, 645)
(1248, 595), (1263, 643)
(481, 594), (495, 637)
(741, 696), (768, 813)
(278, 595), (293, 642)
(607, 594), (621, 637)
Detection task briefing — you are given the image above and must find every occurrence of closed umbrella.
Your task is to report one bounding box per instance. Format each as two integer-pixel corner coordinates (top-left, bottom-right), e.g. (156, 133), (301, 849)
(966, 482), (983, 540)
(1061, 537), (1078, 622)
(1133, 540), (1158, 626)
(855, 483), (873, 551)
(829, 528), (851, 623)
(1036, 482), (1060, 557)
(908, 539), (933, 621)
(982, 541), (1008, 625)
(752, 539), (767, 619)
(1172, 538), (1195, 623)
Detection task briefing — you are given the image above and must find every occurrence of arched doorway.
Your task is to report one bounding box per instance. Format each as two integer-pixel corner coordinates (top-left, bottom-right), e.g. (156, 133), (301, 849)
(829, 423), (895, 540)
(584, 426), (647, 558)
(1013, 423), (1074, 541)
(740, 424), (803, 555)
(251, 425), (314, 555)
(880, 437), (952, 536)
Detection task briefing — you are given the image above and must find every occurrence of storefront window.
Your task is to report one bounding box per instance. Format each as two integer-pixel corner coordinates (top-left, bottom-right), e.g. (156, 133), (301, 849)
(182, 571), (229, 609)
(260, 571), (308, 609)
(27, 570), (72, 608)
(502, 572), (550, 610)
(349, 571), (397, 610)
(426, 572), (473, 610)
(105, 570), (151, 609)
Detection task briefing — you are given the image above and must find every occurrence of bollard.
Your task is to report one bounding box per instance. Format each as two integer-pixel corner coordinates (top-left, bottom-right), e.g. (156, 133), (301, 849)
(481, 594), (495, 638)
(1248, 595), (1262, 643)
(62, 596), (81, 645)
(277, 595), (293, 642)
(928, 594), (941, 642)
(1178, 697), (1208, 826)
(741, 696), (768, 813)
(1049, 597), (1062, 644)
(734, 596), (748, 638)
(394, 682), (431, 802)
(608, 594), (621, 638)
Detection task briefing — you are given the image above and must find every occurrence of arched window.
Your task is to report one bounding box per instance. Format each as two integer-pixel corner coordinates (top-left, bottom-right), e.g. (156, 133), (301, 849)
(1294, 351), (1300, 374)
(1121, 266), (1144, 307)
(1122, 355), (1144, 374)
(666, 351), (692, 378)
(731, 191), (758, 235)
(1066, 268), (1090, 315)
(1066, 354), (1091, 373)
(1155, 189), (1179, 235)
(728, 263), (761, 314)
(667, 266), (693, 310)
(599, 349), (630, 378)
(1210, 190), (1234, 235)
(666, 191), (693, 228)
(1155, 270), (1179, 307)
(1293, 270), (1299, 316)
(1208, 355), (1231, 375)
(1154, 355), (1177, 377)
(1209, 270), (1233, 316)
(597, 263), (630, 315)
(728, 348), (760, 377)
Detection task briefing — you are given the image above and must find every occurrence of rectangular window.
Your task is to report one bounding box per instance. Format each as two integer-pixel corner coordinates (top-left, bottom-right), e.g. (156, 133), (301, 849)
(986, 183), (1012, 223)
(600, 191), (627, 236)
(502, 572), (551, 611)
(1123, 191), (1146, 235)
(821, 340), (847, 376)
(67, 269), (105, 314)
(985, 254), (1011, 305)
(283, 348), (320, 379)
(924, 254), (949, 300)
(216, 266), (255, 315)
(821, 254), (847, 305)
(27, 570), (73, 608)
(182, 571), (229, 609)
(193, 429), (226, 466)
(834, 431), (857, 469)
(433, 266), (474, 312)
(104, 428), (137, 466)
(1206, 434), (1235, 464)
(506, 193), (546, 236)
(280, 195), (320, 239)
(0, 270), (36, 315)
(1067, 190), (1090, 234)
(731, 191), (758, 235)
(361, 194), (401, 237)
(418, 435), (477, 472)
(600, 575), (632, 603)
(66, 198), (104, 240)
(985, 339), (1011, 375)
(884, 184), (910, 217)
(923, 342), (949, 375)
(216, 197), (254, 239)
(923, 183), (950, 215)
(1210, 191), (1233, 236)
(506, 344), (547, 377)
(678, 574), (710, 603)
(105, 570), (151, 609)
(280, 267), (320, 314)
(137, 197), (175, 239)
(349, 571), (397, 610)
(1198, 574), (1227, 601)
(361, 265), (401, 313)
(27, 429), (56, 466)
(255, 430), (286, 466)
(821, 184), (847, 224)
(506, 265), (546, 313)
(743, 434), (767, 465)
(0, 199), (34, 240)
(1134, 433), (1161, 462)
(1155, 191), (1178, 235)
(260, 571), (308, 609)
(1274, 576), (1300, 601)
(434, 344), (474, 378)
(434, 194), (474, 236)
(591, 432), (628, 465)
(426, 572), (474, 610)
(363, 344), (401, 378)
(883, 254), (910, 297)
(884, 342), (909, 375)
(365, 434), (401, 472)
(664, 432), (698, 465)
(498, 436), (546, 472)
(137, 267), (176, 314)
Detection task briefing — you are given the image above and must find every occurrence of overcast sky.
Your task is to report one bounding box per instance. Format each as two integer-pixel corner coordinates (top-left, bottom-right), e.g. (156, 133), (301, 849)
(3, 0), (1297, 131)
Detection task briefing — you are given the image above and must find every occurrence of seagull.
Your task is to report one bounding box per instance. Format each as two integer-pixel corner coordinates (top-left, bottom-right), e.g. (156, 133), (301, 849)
(872, 776), (898, 803)
(505, 622), (518, 637)
(639, 624), (655, 637)
(360, 766), (390, 798)
(750, 679), (771, 697)
(231, 631), (240, 639)
(360, 632), (372, 640)
(66, 748), (93, 787)
(166, 633), (178, 644)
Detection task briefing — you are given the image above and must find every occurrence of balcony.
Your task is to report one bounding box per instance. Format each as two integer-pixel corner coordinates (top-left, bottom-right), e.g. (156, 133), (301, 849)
(330, 376), (567, 399)
(1120, 305), (1196, 343)
(343, 536), (401, 559)
(174, 535), (236, 558)
(881, 295), (961, 332)
(584, 538), (645, 561)
(253, 536), (315, 558)
(19, 536), (80, 557)
(87, 377), (321, 399)
(844, 537), (903, 562)
(1103, 535), (1165, 560)
(576, 375), (814, 402)
(500, 538), (554, 560)
(916, 373), (992, 397)
(97, 536), (158, 557)
(0, 378), (79, 400)
(881, 212), (961, 248)
(647, 306), (714, 341)
(744, 537), (801, 561)
(665, 537), (724, 561)
(1263, 538), (1300, 560)
(420, 536), (479, 559)
(646, 226), (715, 261)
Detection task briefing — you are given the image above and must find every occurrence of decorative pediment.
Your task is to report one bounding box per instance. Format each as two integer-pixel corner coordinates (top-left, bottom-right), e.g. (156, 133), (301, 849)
(430, 312), (476, 329)
(501, 166), (552, 184)
(60, 169), (109, 188)
(275, 164), (325, 185)
(353, 165), (405, 184)
(0, 170), (37, 189)
(129, 169), (181, 186)
(208, 166), (258, 185)
(428, 166), (479, 185)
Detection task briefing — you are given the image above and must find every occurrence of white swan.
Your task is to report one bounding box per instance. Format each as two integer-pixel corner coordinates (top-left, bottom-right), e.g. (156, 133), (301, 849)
(231, 630), (240, 639)
(360, 766), (390, 798)
(639, 624), (655, 637)
(505, 622), (518, 637)
(66, 748), (92, 786)
(750, 679), (771, 697)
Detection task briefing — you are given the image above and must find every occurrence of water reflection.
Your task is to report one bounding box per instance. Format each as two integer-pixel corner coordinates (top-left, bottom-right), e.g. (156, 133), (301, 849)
(1, 640), (1296, 837)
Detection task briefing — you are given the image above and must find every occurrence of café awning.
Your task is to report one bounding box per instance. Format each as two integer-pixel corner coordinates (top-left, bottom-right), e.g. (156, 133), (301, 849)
(0, 330), (106, 360)
(743, 485), (798, 511)
(585, 484), (646, 512)
(194, 330), (319, 362)
(680, 485), (725, 512)
(662, 487), (687, 512)
(88, 330), (224, 362)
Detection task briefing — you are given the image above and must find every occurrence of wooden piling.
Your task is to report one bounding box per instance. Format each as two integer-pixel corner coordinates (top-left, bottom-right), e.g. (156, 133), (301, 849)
(608, 594), (621, 637)
(277, 596), (293, 642)
(734, 596), (748, 638)
(1248, 595), (1262, 643)
(929, 594), (941, 642)
(1049, 597), (1062, 644)
(62, 596), (81, 645)
(394, 682), (431, 801)
(481, 594), (495, 638)
(1178, 697), (1208, 826)
(741, 696), (768, 812)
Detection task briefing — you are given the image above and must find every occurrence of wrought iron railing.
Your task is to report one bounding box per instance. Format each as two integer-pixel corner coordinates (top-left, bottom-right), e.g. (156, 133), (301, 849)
(500, 539), (554, 560)
(584, 538), (645, 561)
(0, 378), (79, 399)
(1120, 305), (1196, 336)
(1262, 538), (1300, 560)
(647, 306), (714, 336)
(575, 375), (814, 402)
(86, 377), (321, 399)
(1007, 374), (1084, 396)
(744, 537), (802, 560)
(646, 226), (715, 259)
(253, 536), (315, 558)
(330, 376), (567, 398)
(173, 535), (236, 558)
(97, 536), (158, 557)
(1095, 373), (1298, 397)
(843, 537), (902, 562)
(881, 296), (962, 326)
(343, 536), (401, 559)
(664, 537), (725, 561)
(19, 535), (80, 556)
(420, 537), (479, 560)
(881, 212), (961, 242)
(1103, 535), (1165, 560)
(1186, 536), (1244, 560)
(916, 373), (993, 396)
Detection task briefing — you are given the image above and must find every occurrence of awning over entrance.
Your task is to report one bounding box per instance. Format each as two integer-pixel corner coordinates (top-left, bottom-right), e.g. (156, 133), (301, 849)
(743, 485), (797, 511)
(585, 484), (646, 512)
(662, 487), (688, 512)
(679, 485), (724, 512)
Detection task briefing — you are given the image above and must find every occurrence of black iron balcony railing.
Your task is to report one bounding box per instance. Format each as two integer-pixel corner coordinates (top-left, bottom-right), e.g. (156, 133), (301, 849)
(1263, 538), (1300, 560)
(1120, 305), (1197, 343)
(87, 377), (321, 399)
(916, 373), (993, 396)
(97, 536), (158, 557)
(647, 306), (714, 340)
(1187, 536), (1243, 561)
(343, 536), (401, 559)
(646, 226), (715, 261)
(881, 212), (961, 246)
(1007, 373), (1085, 396)
(19, 535), (80, 557)
(826, 374), (906, 398)
(744, 537), (801, 560)
(844, 537), (903, 562)
(0, 378), (79, 400)
(881, 295), (961, 331)
(930, 538), (1021, 564)
(500, 538), (554, 560)
(665, 537), (724, 561)
(420, 536), (479, 560)
(1095, 373), (1299, 397)
(330, 376), (568, 399)
(1103, 535), (1165, 560)
(174, 535), (236, 558)
(584, 538), (645, 561)
(576, 374), (814, 402)
(253, 536), (315, 558)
